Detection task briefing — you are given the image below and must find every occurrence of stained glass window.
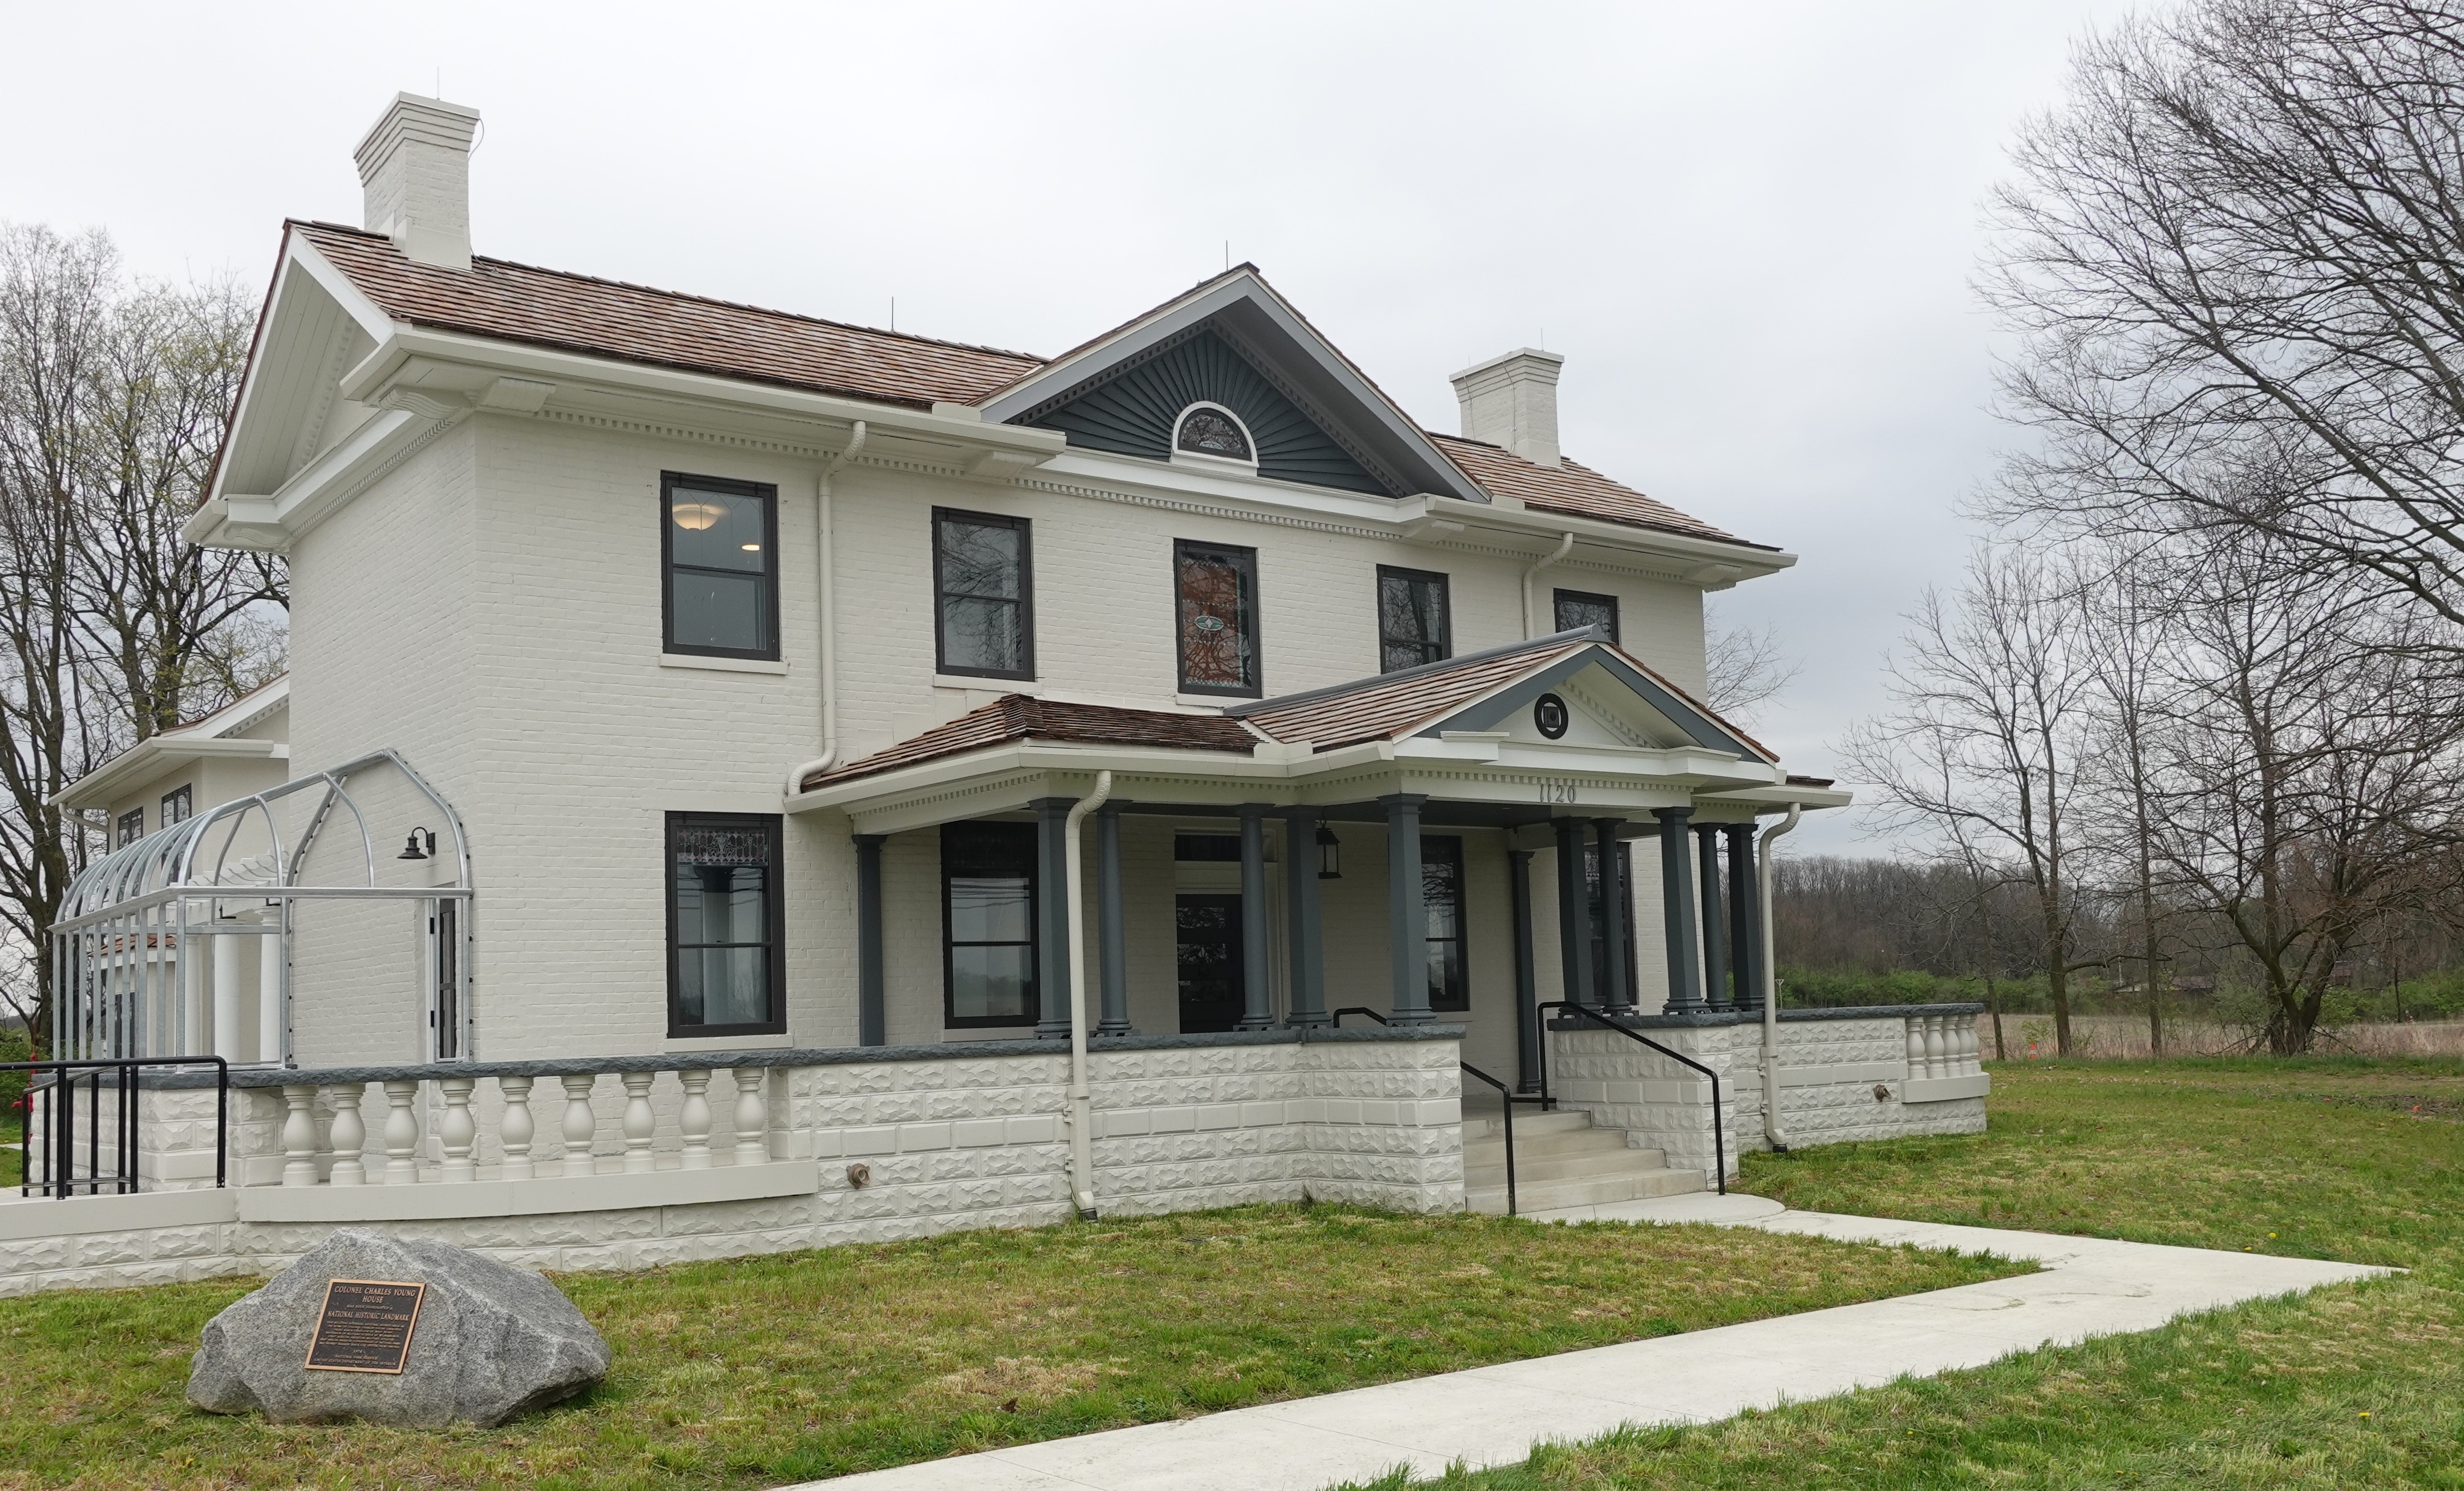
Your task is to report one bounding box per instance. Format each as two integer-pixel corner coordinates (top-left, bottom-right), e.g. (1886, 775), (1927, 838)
(1175, 540), (1260, 695)
(1175, 406), (1252, 460)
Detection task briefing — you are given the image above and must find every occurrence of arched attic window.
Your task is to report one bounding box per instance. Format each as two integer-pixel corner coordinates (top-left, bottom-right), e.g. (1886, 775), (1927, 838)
(1174, 402), (1255, 463)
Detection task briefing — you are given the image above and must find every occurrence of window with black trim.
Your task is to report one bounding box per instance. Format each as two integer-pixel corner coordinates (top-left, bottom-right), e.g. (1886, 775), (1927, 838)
(160, 784), (192, 827)
(1423, 835), (1468, 1012)
(943, 822), (1039, 1027)
(1553, 588), (1620, 643)
(666, 813), (785, 1036)
(662, 472), (778, 659)
(1174, 540), (1261, 696)
(115, 808), (143, 847)
(1378, 566), (1452, 672)
(933, 508), (1033, 678)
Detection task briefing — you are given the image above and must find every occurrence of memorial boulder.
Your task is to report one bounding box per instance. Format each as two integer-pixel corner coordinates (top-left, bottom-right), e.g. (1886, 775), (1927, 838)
(187, 1229), (610, 1427)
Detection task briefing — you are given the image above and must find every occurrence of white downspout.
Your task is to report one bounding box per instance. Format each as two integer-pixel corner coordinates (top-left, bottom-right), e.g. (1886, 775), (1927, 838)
(1064, 771), (1113, 1218)
(1759, 804), (1800, 1150)
(1520, 532), (1576, 638)
(782, 421), (868, 797)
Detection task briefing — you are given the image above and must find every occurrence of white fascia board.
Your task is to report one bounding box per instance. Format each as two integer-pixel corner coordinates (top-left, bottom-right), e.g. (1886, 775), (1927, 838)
(207, 236), (400, 511)
(1033, 448), (1427, 530)
(1696, 782), (1857, 811)
(1430, 495), (1799, 579)
(286, 236), (399, 344)
(784, 739), (1403, 820)
(51, 737), (285, 811)
(196, 403), (435, 551)
(344, 328), (1066, 464)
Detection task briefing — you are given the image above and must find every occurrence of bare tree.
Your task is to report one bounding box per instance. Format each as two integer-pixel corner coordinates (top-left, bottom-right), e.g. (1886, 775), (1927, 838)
(1704, 610), (1798, 724)
(1984, 0), (2464, 639)
(2139, 530), (2464, 1052)
(0, 223), (280, 1045)
(1845, 544), (2101, 1054)
(2071, 542), (2180, 1055)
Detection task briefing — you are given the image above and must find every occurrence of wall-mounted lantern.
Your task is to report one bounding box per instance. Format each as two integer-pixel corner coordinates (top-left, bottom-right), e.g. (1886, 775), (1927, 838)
(1316, 822), (1341, 880)
(398, 828), (436, 862)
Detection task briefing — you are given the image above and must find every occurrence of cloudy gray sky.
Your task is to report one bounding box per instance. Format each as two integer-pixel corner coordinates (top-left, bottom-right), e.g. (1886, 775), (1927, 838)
(3, 1), (2123, 854)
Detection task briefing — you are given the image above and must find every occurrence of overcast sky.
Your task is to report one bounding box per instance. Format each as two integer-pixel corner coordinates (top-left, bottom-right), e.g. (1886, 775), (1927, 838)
(2, 1), (2125, 855)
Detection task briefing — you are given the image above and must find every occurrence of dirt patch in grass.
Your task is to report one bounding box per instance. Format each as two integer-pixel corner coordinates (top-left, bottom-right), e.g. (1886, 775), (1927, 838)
(0, 1202), (2023, 1490)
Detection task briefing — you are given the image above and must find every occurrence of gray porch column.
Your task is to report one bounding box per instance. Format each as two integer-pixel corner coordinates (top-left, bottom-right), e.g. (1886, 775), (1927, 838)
(1097, 803), (1131, 1035)
(1033, 797), (1074, 1039)
(1697, 824), (1731, 1011)
(1383, 793), (1434, 1025)
(1553, 818), (1594, 1008)
(1654, 806), (1703, 1012)
(1592, 818), (1633, 1014)
(1283, 807), (1328, 1028)
(854, 834), (887, 1047)
(1237, 804), (1275, 1029)
(1725, 822), (1762, 1015)
(1509, 847), (1541, 1092)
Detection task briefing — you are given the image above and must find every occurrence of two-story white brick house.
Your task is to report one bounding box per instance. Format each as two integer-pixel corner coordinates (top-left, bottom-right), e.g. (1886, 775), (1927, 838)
(10, 95), (1984, 1287)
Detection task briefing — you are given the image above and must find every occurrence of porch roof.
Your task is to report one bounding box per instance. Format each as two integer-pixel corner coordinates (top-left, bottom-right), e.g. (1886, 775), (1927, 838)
(792, 630), (1839, 829)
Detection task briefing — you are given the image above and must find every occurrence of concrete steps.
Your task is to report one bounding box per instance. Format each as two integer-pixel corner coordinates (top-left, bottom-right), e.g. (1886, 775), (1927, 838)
(1463, 1105), (1703, 1215)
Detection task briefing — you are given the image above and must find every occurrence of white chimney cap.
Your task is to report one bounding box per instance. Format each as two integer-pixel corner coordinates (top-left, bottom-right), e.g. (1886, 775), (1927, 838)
(1450, 348), (1565, 468)
(353, 94), (480, 272)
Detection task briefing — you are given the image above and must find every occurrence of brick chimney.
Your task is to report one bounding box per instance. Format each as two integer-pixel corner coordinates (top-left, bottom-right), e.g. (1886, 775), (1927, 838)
(353, 94), (480, 271)
(1450, 349), (1565, 467)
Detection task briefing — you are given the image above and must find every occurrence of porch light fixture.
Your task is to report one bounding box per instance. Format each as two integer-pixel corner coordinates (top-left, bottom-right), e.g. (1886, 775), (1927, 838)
(1316, 822), (1341, 879)
(671, 499), (727, 531)
(398, 828), (436, 862)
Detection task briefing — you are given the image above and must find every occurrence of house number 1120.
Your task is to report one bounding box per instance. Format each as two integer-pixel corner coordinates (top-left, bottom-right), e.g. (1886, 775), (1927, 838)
(1538, 782), (1579, 805)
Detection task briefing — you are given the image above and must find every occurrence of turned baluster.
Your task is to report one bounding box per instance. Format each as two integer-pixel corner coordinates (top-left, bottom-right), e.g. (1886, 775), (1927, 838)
(1924, 1016), (1948, 1079)
(439, 1076), (478, 1182)
(381, 1080), (422, 1184)
(1961, 1016), (1980, 1072)
(327, 1082), (367, 1186)
(731, 1067), (767, 1166)
(1905, 1019), (1926, 1080)
(280, 1084), (321, 1187)
(499, 1075), (536, 1181)
(620, 1072), (657, 1174)
(560, 1073), (598, 1178)
(678, 1070), (714, 1170)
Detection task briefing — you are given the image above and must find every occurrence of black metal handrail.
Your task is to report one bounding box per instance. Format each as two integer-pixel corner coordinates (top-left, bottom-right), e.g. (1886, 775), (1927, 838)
(1536, 1001), (1726, 1195)
(1328, 1006), (1389, 1025)
(1458, 1060), (1519, 1217)
(9, 1056), (228, 1199)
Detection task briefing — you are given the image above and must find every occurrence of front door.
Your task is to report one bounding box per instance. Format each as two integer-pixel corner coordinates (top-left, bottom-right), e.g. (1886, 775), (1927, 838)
(1176, 893), (1245, 1033)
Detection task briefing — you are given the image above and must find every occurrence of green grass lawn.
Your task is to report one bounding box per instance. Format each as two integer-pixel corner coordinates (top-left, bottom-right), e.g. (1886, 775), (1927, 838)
(0, 1201), (2018, 1490)
(1356, 1058), (2464, 1490)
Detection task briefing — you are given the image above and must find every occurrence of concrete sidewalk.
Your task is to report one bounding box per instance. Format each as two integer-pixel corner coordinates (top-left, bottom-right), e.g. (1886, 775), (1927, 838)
(786, 1199), (2392, 1491)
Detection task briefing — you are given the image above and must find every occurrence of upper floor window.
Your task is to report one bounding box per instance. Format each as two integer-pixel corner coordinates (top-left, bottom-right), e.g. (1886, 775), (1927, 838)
(933, 509), (1033, 680)
(662, 472), (778, 660)
(666, 812), (785, 1036)
(1377, 566), (1451, 673)
(160, 785), (192, 827)
(944, 822), (1038, 1028)
(1174, 540), (1261, 697)
(1174, 403), (1253, 462)
(1423, 835), (1468, 1012)
(115, 809), (143, 847)
(1553, 588), (1620, 644)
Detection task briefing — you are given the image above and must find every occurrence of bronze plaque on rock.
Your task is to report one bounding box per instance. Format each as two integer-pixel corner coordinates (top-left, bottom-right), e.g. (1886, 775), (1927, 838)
(304, 1279), (426, 1373)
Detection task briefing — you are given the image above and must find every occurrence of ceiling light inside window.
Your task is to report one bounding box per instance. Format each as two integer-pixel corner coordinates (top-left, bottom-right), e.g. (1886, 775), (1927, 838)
(741, 543), (760, 552)
(671, 499), (726, 531)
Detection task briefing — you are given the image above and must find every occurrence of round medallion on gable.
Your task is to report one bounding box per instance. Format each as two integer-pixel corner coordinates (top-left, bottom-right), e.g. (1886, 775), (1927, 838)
(1534, 693), (1570, 740)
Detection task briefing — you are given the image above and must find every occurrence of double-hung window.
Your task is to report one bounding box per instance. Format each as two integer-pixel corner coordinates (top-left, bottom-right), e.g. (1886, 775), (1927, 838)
(666, 813), (785, 1036)
(1174, 540), (1262, 696)
(933, 509), (1033, 679)
(1553, 588), (1620, 643)
(943, 822), (1038, 1027)
(115, 809), (143, 847)
(1378, 566), (1451, 672)
(662, 472), (778, 659)
(1422, 835), (1468, 1012)
(160, 784), (192, 827)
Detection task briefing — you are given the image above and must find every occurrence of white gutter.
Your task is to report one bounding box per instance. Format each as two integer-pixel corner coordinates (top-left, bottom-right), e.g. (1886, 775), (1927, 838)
(1758, 804), (1801, 1150)
(1064, 770), (1114, 1217)
(783, 422), (868, 796)
(1520, 532), (1575, 638)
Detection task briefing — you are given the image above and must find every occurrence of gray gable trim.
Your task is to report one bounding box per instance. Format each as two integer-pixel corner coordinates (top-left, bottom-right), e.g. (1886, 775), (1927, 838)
(1223, 628), (1596, 718)
(976, 272), (1488, 504)
(1429, 644), (1771, 761)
